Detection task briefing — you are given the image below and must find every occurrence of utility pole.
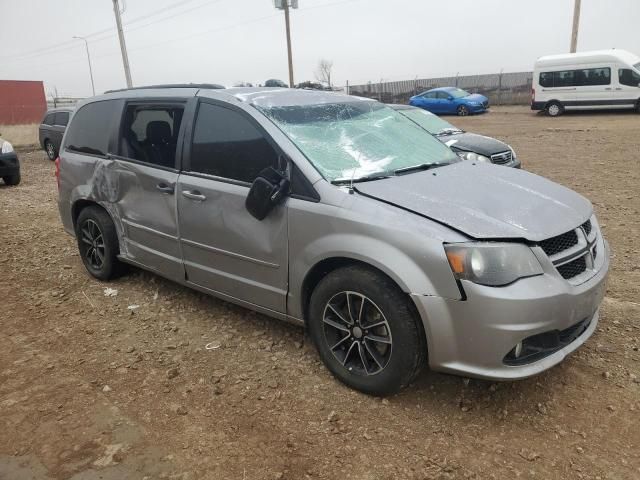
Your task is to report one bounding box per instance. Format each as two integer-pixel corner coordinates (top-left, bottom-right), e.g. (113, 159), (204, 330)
(73, 36), (96, 96)
(112, 0), (133, 88)
(274, 0), (297, 87)
(570, 0), (581, 53)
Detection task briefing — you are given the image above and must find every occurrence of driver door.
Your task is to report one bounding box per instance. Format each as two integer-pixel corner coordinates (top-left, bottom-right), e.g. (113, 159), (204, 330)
(177, 100), (289, 313)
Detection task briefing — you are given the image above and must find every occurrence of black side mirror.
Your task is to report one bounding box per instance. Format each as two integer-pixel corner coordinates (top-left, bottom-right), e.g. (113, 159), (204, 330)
(246, 167), (290, 220)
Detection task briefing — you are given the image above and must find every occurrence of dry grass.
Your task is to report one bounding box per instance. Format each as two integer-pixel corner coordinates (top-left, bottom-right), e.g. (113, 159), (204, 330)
(0, 123), (39, 148)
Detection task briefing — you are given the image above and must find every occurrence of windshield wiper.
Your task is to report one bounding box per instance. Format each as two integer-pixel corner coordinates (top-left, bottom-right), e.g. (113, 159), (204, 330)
(331, 173), (392, 185)
(436, 128), (463, 136)
(394, 162), (450, 175)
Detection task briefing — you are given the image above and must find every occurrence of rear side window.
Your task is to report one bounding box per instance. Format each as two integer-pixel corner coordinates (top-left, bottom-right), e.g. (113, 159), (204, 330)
(553, 70), (575, 87)
(189, 103), (279, 183)
(619, 68), (640, 87)
(43, 113), (55, 125)
(54, 111), (69, 126)
(436, 91), (450, 99)
(64, 101), (119, 156)
(119, 104), (184, 169)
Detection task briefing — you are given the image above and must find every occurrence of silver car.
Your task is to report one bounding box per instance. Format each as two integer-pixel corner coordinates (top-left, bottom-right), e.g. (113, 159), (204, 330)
(57, 86), (609, 395)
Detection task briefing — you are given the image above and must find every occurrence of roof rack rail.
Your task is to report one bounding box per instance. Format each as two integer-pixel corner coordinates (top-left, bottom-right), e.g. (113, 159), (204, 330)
(104, 83), (225, 93)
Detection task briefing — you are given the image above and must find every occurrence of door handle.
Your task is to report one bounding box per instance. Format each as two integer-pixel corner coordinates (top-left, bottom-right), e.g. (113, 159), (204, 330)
(156, 182), (175, 194)
(604, 87), (612, 90)
(615, 88), (623, 90)
(182, 190), (207, 201)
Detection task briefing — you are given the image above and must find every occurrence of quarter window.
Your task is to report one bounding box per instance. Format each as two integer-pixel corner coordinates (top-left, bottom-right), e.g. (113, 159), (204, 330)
(619, 68), (640, 87)
(64, 100), (119, 156)
(54, 111), (69, 126)
(190, 103), (279, 183)
(119, 104), (184, 169)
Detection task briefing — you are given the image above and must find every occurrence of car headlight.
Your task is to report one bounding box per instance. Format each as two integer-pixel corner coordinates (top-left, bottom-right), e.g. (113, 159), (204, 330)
(456, 151), (491, 163)
(1, 141), (14, 154)
(444, 243), (543, 286)
(468, 101), (480, 105)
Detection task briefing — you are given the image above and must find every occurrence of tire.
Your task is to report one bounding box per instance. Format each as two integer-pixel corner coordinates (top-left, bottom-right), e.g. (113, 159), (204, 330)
(75, 205), (125, 281)
(308, 265), (426, 396)
(45, 140), (57, 161)
(457, 105), (470, 116)
(2, 172), (20, 186)
(546, 101), (564, 117)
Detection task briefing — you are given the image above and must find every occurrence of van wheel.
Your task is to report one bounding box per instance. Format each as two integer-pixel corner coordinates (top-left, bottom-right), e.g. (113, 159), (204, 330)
(457, 105), (470, 116)
(76, 206), (125, 281)
(308, 266), (426, 396)
(2, 172), (20, 186)
(45, 140), (57, 161)
(546, 101), (564, 117)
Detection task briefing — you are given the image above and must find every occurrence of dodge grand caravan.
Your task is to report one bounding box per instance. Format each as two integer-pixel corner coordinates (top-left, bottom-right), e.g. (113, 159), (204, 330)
(57, 86), (609, 395)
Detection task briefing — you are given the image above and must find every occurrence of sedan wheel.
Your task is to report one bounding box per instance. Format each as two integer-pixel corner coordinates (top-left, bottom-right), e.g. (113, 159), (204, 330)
(457, 105), (469, 116)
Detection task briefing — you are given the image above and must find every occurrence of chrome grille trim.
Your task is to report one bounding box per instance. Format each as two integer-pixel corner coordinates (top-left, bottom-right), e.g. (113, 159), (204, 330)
(490, 151), (512, 164)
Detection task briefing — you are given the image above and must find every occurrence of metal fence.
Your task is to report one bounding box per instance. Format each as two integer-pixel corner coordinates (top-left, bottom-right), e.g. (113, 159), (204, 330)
(347, 71), (533, 105)
(47, 97), (84, 109)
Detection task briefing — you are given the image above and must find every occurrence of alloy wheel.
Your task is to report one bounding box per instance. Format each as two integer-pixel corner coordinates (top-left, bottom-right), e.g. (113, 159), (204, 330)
(46, 142), (55, 160)
(80, 219), (105, 270)
(458, 105), (469, 116)
(322, 291), (392, 376)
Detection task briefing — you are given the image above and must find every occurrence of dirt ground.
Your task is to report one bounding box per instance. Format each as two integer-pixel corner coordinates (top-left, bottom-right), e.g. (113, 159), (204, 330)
(1, 106), (639, 480)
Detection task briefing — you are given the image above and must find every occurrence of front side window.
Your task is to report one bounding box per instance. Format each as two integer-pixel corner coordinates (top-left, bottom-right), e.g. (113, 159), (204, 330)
(44, 113), (55, 125)
(190, 103), (279, 183)
(448, 88), (470, 98)
(436, 91), (451, 99)
(259, 101), (458, 182)
(54, 111), (69, 126)
(619, 68), (640, 87)
(421, 92), (436, 99)
(64, 100), (119, 156)
(119, 104), (184, 168)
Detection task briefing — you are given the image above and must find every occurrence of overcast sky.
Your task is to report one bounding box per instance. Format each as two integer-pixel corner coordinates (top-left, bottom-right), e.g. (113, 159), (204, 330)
(1, 0), (639, 98)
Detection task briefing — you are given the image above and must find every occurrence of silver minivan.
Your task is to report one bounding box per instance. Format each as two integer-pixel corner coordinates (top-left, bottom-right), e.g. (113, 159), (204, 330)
(57, 86), (609, 395)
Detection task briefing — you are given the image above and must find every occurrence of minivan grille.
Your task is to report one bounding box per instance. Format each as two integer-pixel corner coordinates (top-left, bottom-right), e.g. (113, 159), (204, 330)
(537, 219), (599, 282)
(490, 151), (513, 165)
(539, 230), (578, 256)
(556, 256), (587, 279)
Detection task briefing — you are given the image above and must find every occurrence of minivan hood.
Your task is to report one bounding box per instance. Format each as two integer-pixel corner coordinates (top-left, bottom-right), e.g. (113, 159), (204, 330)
(355, 162), (592, 241)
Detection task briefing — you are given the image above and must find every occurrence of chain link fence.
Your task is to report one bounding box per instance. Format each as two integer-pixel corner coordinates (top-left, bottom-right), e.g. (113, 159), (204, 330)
(347, 71), (533, 105)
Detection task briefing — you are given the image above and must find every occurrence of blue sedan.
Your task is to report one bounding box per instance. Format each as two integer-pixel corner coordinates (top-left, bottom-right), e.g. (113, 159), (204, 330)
(409, 87), (489, 116)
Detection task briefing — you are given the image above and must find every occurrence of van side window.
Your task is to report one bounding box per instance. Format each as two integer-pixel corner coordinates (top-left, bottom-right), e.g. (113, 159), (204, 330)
(578, 68), (611, 86)
(619, 68), (640, 87)
(539, 72), (553, 88)
(189, 103), (279, 184)
(64, 100), (119, 156)
(54, 111), (69, 126)
(553, 70), (575, 87)
(119, 105), (184, 169)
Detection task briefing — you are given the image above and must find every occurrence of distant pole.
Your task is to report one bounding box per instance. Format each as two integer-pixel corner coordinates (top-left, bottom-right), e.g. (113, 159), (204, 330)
(112, 0), (133, 88)
(283, 1), (295, 87)
(346, 80), (349, 95)
(73, 36), (96, 96)
(570, 0), (581, 53)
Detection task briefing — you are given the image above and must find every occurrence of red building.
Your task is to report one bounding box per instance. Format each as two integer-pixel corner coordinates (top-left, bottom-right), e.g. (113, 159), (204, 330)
(0, 80), (47, 125)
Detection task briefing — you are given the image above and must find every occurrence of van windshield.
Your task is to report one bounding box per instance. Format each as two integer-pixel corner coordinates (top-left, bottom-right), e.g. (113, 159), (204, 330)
(258, 101), (459, 182)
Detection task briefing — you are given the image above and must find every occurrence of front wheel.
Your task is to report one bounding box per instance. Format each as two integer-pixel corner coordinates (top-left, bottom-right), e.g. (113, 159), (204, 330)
(308, 266), (426, 396)
(457, 105), (470, 116)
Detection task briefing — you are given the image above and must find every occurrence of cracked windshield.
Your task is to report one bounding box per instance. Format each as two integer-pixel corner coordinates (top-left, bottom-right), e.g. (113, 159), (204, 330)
(259, 101), (458, 182)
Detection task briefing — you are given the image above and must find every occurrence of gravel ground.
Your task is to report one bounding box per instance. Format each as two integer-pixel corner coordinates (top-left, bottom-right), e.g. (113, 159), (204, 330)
(1, 106), (639, 480)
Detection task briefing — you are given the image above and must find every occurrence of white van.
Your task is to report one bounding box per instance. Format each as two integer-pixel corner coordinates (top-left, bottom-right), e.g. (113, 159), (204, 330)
(531, 49), (640, 116)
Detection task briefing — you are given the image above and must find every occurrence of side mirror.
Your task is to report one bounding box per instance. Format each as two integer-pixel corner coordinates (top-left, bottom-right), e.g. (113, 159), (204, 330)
(246, 167), (290, 220)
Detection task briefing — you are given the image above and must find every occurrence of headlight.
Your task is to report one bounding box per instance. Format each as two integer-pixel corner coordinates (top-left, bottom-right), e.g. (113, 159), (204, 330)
(456, 151), (491, 163)
(1, 141), (14, 154)
(444, 243), (543, 286)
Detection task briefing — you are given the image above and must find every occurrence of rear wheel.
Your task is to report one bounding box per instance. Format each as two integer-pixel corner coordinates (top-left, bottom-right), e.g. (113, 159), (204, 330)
(546, 101), (564, 117)
(457, 105), (470, 116)
(45, 140), (57, 161)
(2, 172), (20, 186)
(76, 206), (125, 281)
(308, 265), (426, 396)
